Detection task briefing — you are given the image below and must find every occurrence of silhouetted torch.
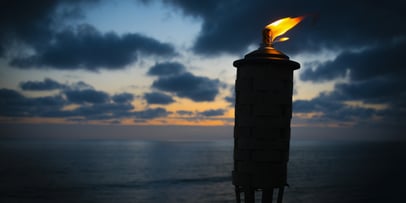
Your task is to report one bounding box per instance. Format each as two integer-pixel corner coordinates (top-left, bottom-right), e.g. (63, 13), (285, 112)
(232, 16), (303, 203)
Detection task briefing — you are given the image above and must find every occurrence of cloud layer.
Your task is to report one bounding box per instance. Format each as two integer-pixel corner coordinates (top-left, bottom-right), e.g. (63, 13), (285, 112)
(149, 62), (223, 102)
(144, 92), (175, 104)
(1, 1), (176, 70)
(0, 79), (172, 123)
(294, 40), (406, 128)
(162, 0), (404, 55)
(19, 78), (67, 91)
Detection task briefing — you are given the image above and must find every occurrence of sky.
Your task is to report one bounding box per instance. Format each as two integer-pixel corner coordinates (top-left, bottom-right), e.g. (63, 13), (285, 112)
(1, 0), (405, 140)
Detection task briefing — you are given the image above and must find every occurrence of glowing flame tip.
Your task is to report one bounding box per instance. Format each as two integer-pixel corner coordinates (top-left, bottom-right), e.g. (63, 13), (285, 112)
(263, 16), (304, 46)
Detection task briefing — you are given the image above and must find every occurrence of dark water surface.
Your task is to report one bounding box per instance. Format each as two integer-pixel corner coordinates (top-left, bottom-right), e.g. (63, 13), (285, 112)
(1, 139), (405, 202)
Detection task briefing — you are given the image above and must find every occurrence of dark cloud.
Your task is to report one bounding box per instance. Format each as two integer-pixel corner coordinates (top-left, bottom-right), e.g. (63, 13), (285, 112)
(0, 85), (139, 122)
(147, 62), (186, 76)
(70, 81), (94, 90)
(0, 88), (66, 117)
(148, 62), (224, 102)
(19, 78), (66, 91)
(198, 109), (225, 117)
(225, 86), (235, 105)
(1, 77), (173, 123)
(0, 0), (98, 57)
(12, 78), (98, 93)
(161, 0), (259, 55)
(112, 93), (134, 104)
(144, 92), (175, 104)
(293, 92), (343, 113)
(333, 79), (405, 104)
(64, 89), (109, 104)
(293, 80), (406, 130)
(296, 40), (406, 128)
(152, 72), (221, 102)
(9, 79), (135, 119)
(61, 102), (134, 120)
(161, 0), (404, 55)
(176, 110), (193, 116)
(9, 24), (176, 70)
(301, 41), (406, 82)
(40, 102), (135, 121)
(0, 0), (61, 56)
(1, 1), (176, 70)
(293, 92), (378, 125)
(135, 107), (170, 119)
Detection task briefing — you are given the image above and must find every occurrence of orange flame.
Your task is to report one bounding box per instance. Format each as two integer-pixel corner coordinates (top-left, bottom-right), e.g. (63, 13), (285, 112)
(263, 16), (304, 45)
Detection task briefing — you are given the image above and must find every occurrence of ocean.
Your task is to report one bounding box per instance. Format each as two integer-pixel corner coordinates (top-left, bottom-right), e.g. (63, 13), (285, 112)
(1, 138), (405, 203)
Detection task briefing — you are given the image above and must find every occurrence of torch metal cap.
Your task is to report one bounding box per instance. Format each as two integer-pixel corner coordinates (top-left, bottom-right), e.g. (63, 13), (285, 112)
(245, 45), (289, 60)
(233, 46), (300, 70)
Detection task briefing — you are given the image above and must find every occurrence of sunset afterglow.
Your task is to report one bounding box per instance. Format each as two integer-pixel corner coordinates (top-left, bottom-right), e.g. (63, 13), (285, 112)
(0, 0), (405, 140)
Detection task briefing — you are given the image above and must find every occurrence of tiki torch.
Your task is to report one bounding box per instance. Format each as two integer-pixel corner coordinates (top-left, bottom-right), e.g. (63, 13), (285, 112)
(232, 16), (303, 203)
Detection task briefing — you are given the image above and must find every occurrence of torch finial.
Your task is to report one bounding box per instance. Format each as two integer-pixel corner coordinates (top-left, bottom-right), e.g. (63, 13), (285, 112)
(262, 28), (273, 47)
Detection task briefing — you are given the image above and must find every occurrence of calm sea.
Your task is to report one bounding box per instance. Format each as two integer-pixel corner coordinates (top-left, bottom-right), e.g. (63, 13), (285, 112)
(1, 138), (405, 203)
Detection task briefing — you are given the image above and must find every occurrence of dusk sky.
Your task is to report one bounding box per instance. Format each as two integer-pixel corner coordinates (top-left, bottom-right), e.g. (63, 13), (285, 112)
(1, 0), (405, 140)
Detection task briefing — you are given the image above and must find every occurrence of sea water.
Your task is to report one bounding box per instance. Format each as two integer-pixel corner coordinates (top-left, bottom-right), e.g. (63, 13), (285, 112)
(1, 139), (405, 203)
